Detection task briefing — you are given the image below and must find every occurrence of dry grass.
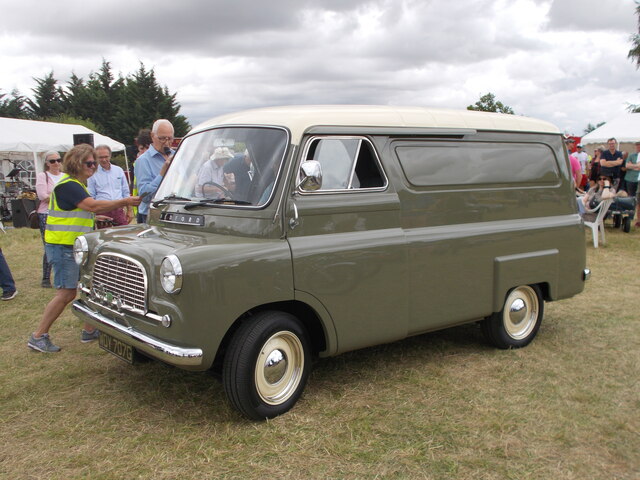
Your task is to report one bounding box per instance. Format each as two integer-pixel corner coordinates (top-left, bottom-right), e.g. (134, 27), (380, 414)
(0, 224), (638, 479)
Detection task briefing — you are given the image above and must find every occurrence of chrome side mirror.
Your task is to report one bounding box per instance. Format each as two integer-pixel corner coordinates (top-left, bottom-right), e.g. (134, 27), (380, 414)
(297, 160), (322, 191)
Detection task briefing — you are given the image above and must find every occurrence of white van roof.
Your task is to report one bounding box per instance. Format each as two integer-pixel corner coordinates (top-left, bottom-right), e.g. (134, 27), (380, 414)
(191, 105), (560, 141)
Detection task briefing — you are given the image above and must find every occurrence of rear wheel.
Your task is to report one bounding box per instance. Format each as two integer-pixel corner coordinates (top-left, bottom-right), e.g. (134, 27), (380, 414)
(482, 285), (543, 349)
(613, 214), (621, 228)
(223, 311), (310, 420)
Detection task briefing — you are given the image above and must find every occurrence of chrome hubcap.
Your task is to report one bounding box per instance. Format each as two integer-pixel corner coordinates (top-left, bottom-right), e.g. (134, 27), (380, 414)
(504, 286), (539, 340)
(255, 331), (304, 405)
(264, 349), (287, 384)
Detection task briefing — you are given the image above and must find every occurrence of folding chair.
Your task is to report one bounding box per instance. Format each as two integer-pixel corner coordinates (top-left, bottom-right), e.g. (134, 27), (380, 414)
(583, 198), (614, 248)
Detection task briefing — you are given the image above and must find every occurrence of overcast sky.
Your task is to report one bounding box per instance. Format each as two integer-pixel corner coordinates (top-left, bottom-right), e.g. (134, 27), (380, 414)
(1, 0), (638, 136)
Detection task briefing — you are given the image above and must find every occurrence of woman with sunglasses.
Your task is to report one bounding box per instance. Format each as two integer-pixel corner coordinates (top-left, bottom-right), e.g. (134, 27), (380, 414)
(580, 174), (616, 222)
(587, 146), (604, 190)
(35, 151), (65, 288)
(27, 144), (142, 353)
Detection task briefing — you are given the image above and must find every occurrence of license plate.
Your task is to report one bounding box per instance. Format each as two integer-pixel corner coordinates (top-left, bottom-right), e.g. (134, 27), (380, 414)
(99, 331), (135, 364)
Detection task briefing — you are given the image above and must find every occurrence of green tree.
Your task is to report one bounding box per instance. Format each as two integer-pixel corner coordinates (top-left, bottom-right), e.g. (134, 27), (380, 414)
(64, 73), (99, 124)
(628, 3), (640, 68)
(627, 3), (640, 112)
(583, 122), (605, 135)
(47, 113), (102, 132)
(5, 61), (191, 144)
(26, 72), (66, 119)
(0, 89), (28, 118)
(467, 92), (515, 114)
(85, 60), (126, 137)
(112, 63), (190, 142)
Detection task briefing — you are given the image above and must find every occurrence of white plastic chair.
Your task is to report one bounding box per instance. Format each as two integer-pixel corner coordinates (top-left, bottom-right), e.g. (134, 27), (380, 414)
(583, 198), (614, 248)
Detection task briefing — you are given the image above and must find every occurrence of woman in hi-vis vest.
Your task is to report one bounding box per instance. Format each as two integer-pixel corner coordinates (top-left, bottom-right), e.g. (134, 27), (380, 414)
(27, 144), (142, 353)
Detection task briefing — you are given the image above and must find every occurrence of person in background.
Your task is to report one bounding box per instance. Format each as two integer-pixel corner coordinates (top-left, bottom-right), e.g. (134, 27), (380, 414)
(569, 149), (583, 193)
(195, 147), (234, 197)
(35, 151), (65, 287)
(130, 128), (152, 218)
(27, 144), (142, 353)
(580, 175), (616, 222)
(136, 129), (152, 158)
(600, 137), (624, 188)
(621, 141), (640, 197)
(0, 248), (17, 301)
(587, 146), (604, 190)
(134, 120), (175, 223)
(573, 144), (589, 190)
(88, 145), (133, 227)
(224, 149), (253, 201)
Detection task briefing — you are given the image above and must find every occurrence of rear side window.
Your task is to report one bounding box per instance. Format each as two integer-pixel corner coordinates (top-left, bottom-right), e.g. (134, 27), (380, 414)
(301, 137), (386, 191)
(395, 142), (560, 187)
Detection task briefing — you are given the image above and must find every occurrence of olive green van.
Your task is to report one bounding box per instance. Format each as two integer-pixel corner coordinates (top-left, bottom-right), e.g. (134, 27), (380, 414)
(72, 106), (589, 420)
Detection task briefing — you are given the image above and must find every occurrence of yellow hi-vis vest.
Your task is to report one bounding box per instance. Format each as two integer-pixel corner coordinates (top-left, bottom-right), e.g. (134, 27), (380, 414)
(45, 175), (94, 245)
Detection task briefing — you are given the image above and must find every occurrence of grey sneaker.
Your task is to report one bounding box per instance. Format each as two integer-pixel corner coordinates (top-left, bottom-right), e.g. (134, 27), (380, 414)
(27, 333), (61, 353)
(2, 290), (17, 300)
(81, 329), (100, 343)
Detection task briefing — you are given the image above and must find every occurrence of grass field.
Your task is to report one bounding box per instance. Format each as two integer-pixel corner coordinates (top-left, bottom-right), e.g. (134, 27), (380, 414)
(0, 224), (638, 479)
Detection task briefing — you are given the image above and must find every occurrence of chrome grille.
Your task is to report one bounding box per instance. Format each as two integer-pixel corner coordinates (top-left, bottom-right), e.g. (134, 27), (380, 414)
(92, 254), (147, 313)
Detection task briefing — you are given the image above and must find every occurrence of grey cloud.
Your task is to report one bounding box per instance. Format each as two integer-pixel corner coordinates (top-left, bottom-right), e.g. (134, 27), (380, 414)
(547, 0), (636, 32)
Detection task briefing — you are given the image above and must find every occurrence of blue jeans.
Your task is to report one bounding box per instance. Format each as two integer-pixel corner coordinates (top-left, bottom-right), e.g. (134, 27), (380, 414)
(45, 244), (79, 289)
(0, 248), (16, 294)
(137, 213), (147, 224)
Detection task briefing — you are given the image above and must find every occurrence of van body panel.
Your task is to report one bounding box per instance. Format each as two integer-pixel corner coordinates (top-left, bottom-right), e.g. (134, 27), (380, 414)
(286, 190), (409, 354)
(75, 224), (294, 370)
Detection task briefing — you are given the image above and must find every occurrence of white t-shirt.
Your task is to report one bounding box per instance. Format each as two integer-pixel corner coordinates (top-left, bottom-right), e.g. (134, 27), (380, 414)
(574, 151), (589, 174)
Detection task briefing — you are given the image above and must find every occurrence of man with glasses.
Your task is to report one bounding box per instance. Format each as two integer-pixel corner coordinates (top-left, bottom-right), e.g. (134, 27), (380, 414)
(134, 119), (175, 223)
(87, 145), (132, 227)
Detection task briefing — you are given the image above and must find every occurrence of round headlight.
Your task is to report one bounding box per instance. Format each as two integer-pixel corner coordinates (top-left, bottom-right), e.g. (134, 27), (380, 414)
(73, 236), (89, 265)
(160, 254), (183, 294)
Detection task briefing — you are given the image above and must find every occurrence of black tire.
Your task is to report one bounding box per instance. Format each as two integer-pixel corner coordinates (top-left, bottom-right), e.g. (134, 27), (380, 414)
(223, 311), (310, 420)
(613, 214), (621, 228)
(481, 285), (544, 349)
(623, 216), (631, 233)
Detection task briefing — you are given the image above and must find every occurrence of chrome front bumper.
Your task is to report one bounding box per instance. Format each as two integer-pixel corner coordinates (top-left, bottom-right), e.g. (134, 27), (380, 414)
(72, 300), (203, 366)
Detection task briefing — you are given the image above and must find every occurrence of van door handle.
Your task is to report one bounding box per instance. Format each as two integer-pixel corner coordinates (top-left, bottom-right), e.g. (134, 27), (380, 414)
(289, 202), (299, 229)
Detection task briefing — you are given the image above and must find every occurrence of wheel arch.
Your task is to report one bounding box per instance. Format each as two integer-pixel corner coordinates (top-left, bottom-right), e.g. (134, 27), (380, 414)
(212, 300), (330, 371)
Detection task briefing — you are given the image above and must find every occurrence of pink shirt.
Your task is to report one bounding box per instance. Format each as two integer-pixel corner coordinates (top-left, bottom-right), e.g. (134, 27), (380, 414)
(569, 153), (581, 185)
(35, 171), (64, 213)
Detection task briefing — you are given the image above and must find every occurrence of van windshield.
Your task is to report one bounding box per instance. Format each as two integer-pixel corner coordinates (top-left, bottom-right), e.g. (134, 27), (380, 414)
(155, 127), (288, 207)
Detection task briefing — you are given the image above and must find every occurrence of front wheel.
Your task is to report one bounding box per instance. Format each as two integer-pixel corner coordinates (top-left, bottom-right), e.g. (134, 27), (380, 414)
(623, 216), (631, 233)
(223, 311), (311, 420)
(481, 285), (544, 349)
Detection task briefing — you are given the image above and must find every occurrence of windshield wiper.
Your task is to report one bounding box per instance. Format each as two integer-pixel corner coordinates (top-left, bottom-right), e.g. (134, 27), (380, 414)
(152, 194), (192, 208)
(183, 198), (252, 210)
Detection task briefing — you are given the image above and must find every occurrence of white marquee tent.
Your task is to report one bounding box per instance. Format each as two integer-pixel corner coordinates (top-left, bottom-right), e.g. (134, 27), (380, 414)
(580, 113), (640, 153)
(0, 117), (126, 189)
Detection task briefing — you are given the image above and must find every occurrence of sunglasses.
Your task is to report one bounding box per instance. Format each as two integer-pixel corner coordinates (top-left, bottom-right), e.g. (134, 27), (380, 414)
(598, 177), (608, 181)
(48, 158), (62, 164)
(84, 161), (97, 168)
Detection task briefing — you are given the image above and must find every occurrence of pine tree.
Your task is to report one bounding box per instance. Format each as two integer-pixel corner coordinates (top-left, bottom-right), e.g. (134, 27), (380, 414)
(0, 89), (28, 118)
(26, 72), (66, 119)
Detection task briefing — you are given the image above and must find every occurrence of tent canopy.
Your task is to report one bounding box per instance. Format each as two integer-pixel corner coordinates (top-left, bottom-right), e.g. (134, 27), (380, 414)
(0, 117), (125, 153)
(580, 113), (640, 147)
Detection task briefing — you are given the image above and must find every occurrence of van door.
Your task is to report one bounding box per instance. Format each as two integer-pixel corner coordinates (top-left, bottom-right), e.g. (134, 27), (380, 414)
(286, 136), (408, 354)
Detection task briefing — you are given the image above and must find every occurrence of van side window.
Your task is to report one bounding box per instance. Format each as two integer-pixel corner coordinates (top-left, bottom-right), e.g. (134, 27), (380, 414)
(302, 137), (385, 191)
(395, 142), (560, 187)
